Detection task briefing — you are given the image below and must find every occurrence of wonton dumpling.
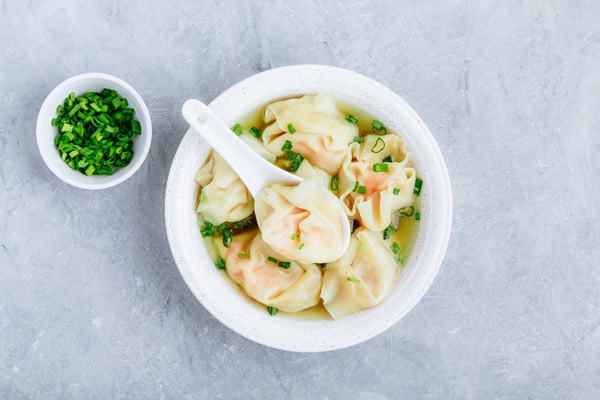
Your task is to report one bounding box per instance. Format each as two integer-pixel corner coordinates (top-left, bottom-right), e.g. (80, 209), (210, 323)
(339, 140), (416, 231)
(215, 230), (322, 313)
(320, 229), (399, 319)
(195, 151), (254, 225)
(261, 94), (358, 175)
(254, 178), (345, 264)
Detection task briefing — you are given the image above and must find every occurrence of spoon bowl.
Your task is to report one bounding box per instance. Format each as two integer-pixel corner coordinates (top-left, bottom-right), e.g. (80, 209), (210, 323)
(181, 98), (351, 262)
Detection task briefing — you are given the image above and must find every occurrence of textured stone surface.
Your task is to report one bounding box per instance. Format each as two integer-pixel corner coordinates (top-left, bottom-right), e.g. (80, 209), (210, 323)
(1, 1), (599, 398)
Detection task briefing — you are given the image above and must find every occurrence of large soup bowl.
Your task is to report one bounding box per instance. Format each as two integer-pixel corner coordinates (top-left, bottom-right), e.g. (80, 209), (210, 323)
(165, 65), (452, 352)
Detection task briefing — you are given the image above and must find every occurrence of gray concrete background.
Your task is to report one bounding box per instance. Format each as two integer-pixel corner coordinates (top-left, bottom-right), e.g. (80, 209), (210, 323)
(1, 1), (599, 398)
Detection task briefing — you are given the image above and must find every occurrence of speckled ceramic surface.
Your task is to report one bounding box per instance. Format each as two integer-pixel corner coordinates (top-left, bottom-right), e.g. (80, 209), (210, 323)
(165, 65), (452, 352)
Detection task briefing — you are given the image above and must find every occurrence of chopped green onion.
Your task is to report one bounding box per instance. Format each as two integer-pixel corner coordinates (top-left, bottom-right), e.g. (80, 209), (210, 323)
(267, 256), (278, 264)
(200, 221), (215, 237)
(371, 137), (385, 153)
(383, 225), (397, 240)
(358, 242), (366, 252)
(215, 258), (226, 270)
(199, 190), (206, 202)
(346, 276), (361, 283)
(287, 123), (296, 134)
(415, 212), (421, 221)
(372, 120), (387, 134)
(250, 126), (261, 138)
(353, 136), (364, 143)
(231, 123), (243, 136)
(298, 243), (305, 250)
(222, 229), (233, 248)
(291, 233), (300, 240)
(237, 252), (250, 258)
(52, 90), (140, 175)
(391, 242), (400, 254)
(358, 185), (367, 195)
(393, 188), (400, 195)
(281, 140), (293, 152)
(382, 155), (393, 163)
(395, 205), (414, 217)
(346, 114), (359, 124)
(330, 175), (340, 191)
(414, 178), (423, 196)
(373, 163), (389, 173)
(395, 253), (407, 266)
(290, 152), (304, 172)
(267, 306), (279, 316)
(278, 261), (291, 269)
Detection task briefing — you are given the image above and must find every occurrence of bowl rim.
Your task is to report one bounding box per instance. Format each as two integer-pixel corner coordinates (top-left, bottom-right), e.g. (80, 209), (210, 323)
(165, 64), (452, 352)
(36, 72), (152, 190)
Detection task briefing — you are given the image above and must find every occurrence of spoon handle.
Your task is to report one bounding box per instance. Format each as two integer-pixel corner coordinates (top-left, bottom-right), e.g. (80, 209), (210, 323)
(182, 99), (302, 197)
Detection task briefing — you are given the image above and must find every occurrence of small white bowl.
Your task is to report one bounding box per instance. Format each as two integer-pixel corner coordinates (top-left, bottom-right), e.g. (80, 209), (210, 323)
(36, 73), (152, 190)
(166, 65), (452, 352)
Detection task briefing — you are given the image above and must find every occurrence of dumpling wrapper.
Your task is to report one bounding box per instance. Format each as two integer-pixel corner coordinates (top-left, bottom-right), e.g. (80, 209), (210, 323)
(254, 178), (345, 264)
(339, 136), (416, 231)
(215, 230), (322, 313)
(195, 151), (254, 225)
(320, 229), (399, 319)
(261, 94), (358, 175)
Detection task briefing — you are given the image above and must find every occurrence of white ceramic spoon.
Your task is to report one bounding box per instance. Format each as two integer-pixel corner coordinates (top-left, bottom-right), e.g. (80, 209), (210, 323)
(181, 98), (351, 260)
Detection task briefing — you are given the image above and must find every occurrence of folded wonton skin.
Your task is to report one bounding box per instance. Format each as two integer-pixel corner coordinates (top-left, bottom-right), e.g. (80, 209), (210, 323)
(339, 138), (416, 232)
(261, 94), (358, 175)
(195, 151), (254, 225)
(214, 230), (322, 313)
(254, 178), (345, 264)
(321, 228), (399, 319)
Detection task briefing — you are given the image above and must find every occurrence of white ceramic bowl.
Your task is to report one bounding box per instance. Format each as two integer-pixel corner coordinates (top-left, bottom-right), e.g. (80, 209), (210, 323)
(165, 65), (452, 352)
(36, 73), (152, 190)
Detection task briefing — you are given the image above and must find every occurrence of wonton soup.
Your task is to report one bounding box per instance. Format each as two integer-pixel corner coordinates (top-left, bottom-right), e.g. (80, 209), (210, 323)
(195, 94), (421, 320)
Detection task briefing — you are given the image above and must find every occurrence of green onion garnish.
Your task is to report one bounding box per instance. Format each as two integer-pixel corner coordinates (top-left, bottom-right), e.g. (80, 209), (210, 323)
(330, 175), (340, 191)
(287, 123), (296, 134)
(382, 155), (393, 163)
(215, 258), (226, 270)
(346, 276), (361, 283)
(372, 120), (387, 134)
(414, 178), (423, 196)
(346, 114), (359, 124)
(358, 185), (367, 194)
(358, 242), (366, 252)
(298, 243), (305, 250)
(199, 190), (206, 202)
(222, 229), (233, 248)
(383, 225), (397, 240)
(393, 188), (400, 195)
(373, 163), (389, 173)
(200, 221), (215, 237)
(267, 256), (278, 264)
(391, 242), (400, 254)
(52, 90), (140, 176)
(290, 152), (304, 172)
(395, 253), (407, 266)
(231, 123), (243, 136)
(415, 212), (421, 221)
(395, 205), (414, 217)
(352, 181), (359, 192)
(267, 306), (279, 316)
(281, 140), (293, 152)
(371, 137), (385, 153)
(278, 261), (291, 269)
(250, 126), (261, 138)
(237, 252), (250, 258)
(353, 136), (364, 143)
(291, 233), (300, 240)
